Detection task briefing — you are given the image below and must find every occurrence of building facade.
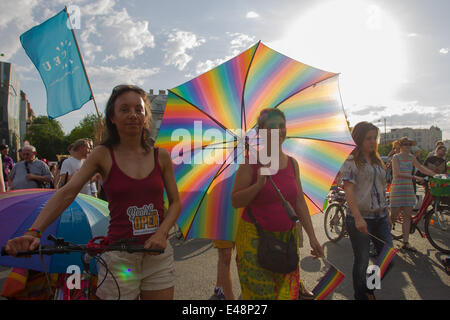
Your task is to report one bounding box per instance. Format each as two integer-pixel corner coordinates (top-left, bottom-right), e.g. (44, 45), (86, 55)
(381, 126), (442, 151)
(0, 62), (35, 161)
(148, 89), (168, 141)
(0, 62), (21, 161)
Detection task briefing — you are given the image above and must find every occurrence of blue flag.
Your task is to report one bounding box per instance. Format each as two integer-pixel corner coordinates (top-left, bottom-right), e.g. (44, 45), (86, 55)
(20, 9), (92, 119)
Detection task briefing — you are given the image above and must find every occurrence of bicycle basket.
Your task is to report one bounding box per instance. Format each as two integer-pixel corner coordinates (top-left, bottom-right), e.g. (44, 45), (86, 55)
(429, 177), (450, 197)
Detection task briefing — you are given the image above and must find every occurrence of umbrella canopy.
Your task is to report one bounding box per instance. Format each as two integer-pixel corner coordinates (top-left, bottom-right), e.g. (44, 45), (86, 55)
(156, 41), (355, 241)
(0, 189), (110, 273)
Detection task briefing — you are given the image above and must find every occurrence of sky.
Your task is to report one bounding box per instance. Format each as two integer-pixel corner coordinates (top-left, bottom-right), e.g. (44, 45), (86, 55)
(1, 0), (449, 139)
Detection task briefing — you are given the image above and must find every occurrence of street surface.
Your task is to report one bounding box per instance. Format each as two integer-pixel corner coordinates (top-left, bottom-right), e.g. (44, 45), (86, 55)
(1, 186), (449, 300)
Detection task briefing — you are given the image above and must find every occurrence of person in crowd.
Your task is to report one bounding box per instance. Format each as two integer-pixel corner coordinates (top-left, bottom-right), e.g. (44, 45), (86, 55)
(410, 146), (422, 202)
(5, 84), (181, 300)
(18, 148), (24, 161)
(59, 139), (95, 196)
(385, 140), (400, 185)
(427, 141), (444, 158)
(0, 161), (5, 192)
(1, 144), (14, 189)
(420, 145), (447, 175)
(231, 108), (323, 300)
(209, 240), (235, 300)
(390, 137), (437, 252)
(341, 121), (393, 300)
(8, 145), (52, 190)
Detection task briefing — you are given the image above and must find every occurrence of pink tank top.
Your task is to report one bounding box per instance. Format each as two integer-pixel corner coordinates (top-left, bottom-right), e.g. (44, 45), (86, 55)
(241, 157), (299, 232)
(103, 147), (165, 245)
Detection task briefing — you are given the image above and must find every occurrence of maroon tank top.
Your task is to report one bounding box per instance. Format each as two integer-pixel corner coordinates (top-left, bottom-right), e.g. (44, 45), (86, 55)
(241, 157), (299, 232)
(103, 147), (165, 245)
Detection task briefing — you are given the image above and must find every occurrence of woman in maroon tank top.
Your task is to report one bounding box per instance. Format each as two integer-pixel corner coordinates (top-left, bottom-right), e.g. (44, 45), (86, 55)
(5, 85), (181, 300)
(231, 108), (323, 300)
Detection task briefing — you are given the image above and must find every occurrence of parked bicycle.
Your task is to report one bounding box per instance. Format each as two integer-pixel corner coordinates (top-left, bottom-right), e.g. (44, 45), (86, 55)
(1, 234), (164, 300)
(390, 176), (450, 254)
(323, 187), (347, 242)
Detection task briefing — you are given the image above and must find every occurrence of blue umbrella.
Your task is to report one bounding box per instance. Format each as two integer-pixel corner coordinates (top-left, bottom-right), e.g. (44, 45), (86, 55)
(0, 189), (110, 274)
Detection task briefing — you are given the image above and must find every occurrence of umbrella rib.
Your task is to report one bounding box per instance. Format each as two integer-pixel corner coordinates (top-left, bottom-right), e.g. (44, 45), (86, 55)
(303, 192), (324, 213)
(286, 136), (356, 147)
(183, 145), (240, 238)
(168, 89), (238, 138)
(272, 73), (340, 111)
(241, 40), (261, 134)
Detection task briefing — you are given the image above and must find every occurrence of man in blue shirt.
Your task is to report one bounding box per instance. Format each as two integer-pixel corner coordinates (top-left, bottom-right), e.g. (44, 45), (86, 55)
(8, 145), (52, 190)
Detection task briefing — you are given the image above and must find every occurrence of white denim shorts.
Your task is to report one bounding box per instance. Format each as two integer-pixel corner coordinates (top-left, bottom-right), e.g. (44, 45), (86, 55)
(95, 242), (175, 300)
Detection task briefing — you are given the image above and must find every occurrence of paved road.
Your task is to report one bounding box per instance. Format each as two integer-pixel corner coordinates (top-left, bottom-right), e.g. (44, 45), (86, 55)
(1, 189), (449, 300)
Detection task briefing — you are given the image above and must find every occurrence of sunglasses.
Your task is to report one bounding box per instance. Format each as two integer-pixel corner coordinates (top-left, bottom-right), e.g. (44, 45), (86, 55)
(112, 84), (143, 94)
(401, 143), (413, 146)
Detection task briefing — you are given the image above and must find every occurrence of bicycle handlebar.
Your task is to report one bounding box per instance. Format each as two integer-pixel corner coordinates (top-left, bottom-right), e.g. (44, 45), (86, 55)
(1, 236), (164, 257)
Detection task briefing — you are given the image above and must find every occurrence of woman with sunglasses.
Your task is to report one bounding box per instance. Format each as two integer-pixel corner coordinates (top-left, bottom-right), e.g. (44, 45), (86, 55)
(390, 137), (436, 252)
(5, 85), (182, 300)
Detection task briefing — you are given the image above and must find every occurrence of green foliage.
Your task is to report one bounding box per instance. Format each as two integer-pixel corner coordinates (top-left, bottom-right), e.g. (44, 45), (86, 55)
(65, 114), (99, 145)
(378, 144), (392, 156)
(24, 116), (66, 160)
(25, 114), (103, 161)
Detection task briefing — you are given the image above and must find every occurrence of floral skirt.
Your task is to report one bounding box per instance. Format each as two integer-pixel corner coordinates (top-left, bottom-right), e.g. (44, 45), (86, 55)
(235, 218), (299, 300)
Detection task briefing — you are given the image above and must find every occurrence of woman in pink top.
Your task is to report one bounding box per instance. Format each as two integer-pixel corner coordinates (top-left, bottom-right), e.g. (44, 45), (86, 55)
(231, 108), (323, 300)
(5, 85), (181, 300)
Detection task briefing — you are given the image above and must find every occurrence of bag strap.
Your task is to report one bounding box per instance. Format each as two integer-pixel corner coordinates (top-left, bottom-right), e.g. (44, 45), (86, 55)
(246, 156), (298, 234)
(24, 161), (30, 174)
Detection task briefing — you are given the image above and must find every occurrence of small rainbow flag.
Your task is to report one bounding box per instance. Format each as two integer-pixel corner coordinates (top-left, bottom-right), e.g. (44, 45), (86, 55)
(375, 243), (398, 279)
(312, 265), (345, 300)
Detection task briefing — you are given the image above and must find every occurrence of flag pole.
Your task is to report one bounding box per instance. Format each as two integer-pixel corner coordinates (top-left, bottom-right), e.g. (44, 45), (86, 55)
(65, 6), (104, 143)
(64, 6), (101, 120)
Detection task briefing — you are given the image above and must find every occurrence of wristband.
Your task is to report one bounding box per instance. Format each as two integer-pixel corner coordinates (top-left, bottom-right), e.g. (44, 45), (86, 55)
(25, 228), (42, 238)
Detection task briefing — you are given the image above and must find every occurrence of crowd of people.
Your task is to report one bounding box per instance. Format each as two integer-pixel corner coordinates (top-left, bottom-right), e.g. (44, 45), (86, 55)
(2, 84), (449, 300)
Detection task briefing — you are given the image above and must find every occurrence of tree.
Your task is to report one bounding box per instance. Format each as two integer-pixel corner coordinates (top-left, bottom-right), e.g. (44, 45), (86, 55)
(24, 116), (66, 160)
(378, 144), (392, 157)
(65, 114), (100, 145)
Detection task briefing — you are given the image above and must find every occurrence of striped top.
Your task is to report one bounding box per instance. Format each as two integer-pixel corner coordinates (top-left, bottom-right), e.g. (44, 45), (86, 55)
(390, 153), (416, 207)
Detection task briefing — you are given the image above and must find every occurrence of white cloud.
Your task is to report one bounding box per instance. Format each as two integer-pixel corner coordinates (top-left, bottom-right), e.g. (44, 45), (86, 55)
(439, 48), (449, 54)
(195, 57), (229, 75)
(407, 33), (418, 37)
(246, 11), (260, 19)
(0, 0), (39, 59)
(87, 65), (160, 87)
(102, 54), (116, 63)
(193, 32), (256, 75)
(164, 30), (205, 70)
(101, 8), (155, 59)
(227, 32), (256, 54)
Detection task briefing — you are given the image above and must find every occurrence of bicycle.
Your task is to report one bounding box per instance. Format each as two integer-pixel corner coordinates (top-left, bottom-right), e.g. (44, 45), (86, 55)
(323, 187), (347, 242)
(1, 234), (164, 300)
(390, 176), (450, 254)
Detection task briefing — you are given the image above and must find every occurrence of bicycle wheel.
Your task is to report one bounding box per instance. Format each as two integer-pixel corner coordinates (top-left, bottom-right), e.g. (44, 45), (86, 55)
(390, 213), (404, 240)
(324, 203), (346, 242)
(424, 208), (450, 254)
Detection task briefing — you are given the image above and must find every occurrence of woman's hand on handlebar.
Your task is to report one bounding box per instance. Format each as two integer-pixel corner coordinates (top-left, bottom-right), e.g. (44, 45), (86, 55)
(143, 231), (166, 255)
(5, 235), (41, 257)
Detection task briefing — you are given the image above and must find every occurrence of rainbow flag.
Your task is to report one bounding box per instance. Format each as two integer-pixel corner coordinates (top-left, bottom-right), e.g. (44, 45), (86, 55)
(375, 243), (398, 279)
(312, 265), (345, 300)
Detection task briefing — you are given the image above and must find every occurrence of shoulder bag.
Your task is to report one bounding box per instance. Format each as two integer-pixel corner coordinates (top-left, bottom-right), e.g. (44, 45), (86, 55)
(246, 157), (299, 274)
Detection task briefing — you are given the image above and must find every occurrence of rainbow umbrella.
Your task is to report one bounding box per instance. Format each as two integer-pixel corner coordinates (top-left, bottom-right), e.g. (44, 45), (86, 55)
(156, 41), (355, 241)
(0, 189), (110, 273)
